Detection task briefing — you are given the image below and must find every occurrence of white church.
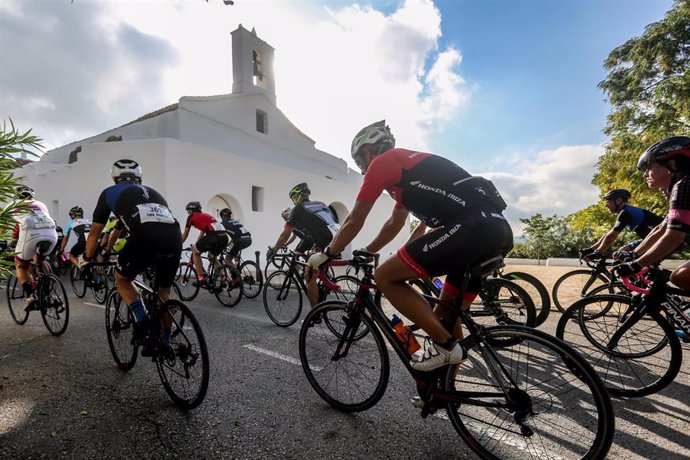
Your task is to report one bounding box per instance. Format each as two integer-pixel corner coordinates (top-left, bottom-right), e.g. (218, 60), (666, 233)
(17, 25), (409, 259)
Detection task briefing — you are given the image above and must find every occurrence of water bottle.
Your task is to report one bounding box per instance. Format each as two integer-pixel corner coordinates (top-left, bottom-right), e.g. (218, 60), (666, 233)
(432, 277), (444, 291)
(676, 329), (689, 342)
(390, 314), (421, 354)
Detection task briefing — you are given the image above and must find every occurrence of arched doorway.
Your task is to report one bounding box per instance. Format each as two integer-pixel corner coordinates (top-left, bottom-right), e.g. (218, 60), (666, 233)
(207, 194), (244, 222)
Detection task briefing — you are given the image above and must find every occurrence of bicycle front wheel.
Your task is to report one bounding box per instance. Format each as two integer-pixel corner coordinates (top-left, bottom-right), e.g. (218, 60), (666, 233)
(6, 274), (28, 325)
(552, 269), (610, 312)
(239, 260), (263, 299)
(446, 326), (614, 459)
(299, 301), (389, 412)
(214, 265), (244, 307)
(70, 265), (87, 298)
(105, 288), (138, 371)
(155, 299), (210, 410)
(263, 271), (303, 326)
(39, 274), (70, 336)
(471, 278), (536, 327)
(556, 295), (682, 397)
(175, 263), (200, 301)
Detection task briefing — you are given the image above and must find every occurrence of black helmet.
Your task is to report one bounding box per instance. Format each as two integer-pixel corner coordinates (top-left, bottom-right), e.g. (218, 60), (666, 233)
(288, 183), (310, 203)
(111, 159), (142, 184)
(69, 206), (84, 217)
(186, 201), (202, 212)
(637, 136), (690, 171)
(219, 207), (232, 219)
(15, 185), (35, 199)
(604, 189), (630, 202)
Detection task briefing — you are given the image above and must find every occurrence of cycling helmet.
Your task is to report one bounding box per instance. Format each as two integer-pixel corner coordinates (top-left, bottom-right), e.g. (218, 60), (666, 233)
(637, 136), (690, 171)
(69, 206), (84, 217)
(350, 120), (395, 159)
(186, 201), (202, 212)
(604, 189), (631, 202)
(111, 159), (142, 184)
(289, 183), (310, 203)
(219, 207), (232, 219)
(14, 185), (35, 199)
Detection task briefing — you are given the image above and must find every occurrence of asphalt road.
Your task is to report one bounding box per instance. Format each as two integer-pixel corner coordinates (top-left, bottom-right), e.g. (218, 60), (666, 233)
(1, 275), (689, 459)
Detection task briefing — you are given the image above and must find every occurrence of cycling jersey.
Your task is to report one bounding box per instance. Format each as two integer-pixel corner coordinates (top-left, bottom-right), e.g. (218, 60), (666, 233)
(13, 200), (58, 261)
(285, 201), (339, 249)
(612, 205), (663, 238)
(64, 218), (92, 243)
(668, 175), (690, 233)
(357, 148), (505, 227)
(221, 219), (251, 240)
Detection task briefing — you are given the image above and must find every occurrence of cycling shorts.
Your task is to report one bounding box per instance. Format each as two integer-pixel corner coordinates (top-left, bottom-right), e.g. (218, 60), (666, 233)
(70, 241), (86, 257)
(115, 223), (182, 288)
(15, 227), (58, 262)
(227, 236), (252, 258)
(196, 232), (230, 256)
(295, 236), (314, 255)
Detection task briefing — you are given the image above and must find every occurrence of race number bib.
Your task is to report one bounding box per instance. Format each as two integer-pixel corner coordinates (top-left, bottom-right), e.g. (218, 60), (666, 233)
(137, 204), (175, 224)
(328, 223), (341, 235)
(33, 211), (54, 229)
(210, 222), (226, 232)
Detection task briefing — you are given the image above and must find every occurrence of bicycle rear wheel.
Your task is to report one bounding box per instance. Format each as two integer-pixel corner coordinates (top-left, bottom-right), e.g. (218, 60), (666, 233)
(445, 326), (614, 459)
(105, 288), (138, 371)
(175, 263), (200, 301)
(214, 265), (244, 307)
(70, 265), (87, 298)
(155, 299), (209, 410)
(6, 274), (29, 325)
(552, 269), (610, 312)
(471, 278), (536, 327)
(501, 271), (551, 326)
(263, 270), (303, 326)
(556, 295), (682, 397)
(299, 301), (389, 412)
(39, 274), (69, 336)
(239, 260), (263, 299)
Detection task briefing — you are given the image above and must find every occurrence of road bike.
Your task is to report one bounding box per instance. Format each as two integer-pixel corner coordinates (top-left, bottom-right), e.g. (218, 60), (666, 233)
(299, 250), (614, 459)
(6, 248), (70, 336)
(70, 261), (109, 304)
(102, 260), (209, 409)
(176, 247), (243, 307)
(551, 256), (624, 312)
(556, 267), (690, 397)
(262, 250), (359, 327)
(222, 245), (263, 299)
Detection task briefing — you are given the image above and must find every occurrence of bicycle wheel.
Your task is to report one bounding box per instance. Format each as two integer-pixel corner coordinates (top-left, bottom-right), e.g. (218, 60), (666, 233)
(239, 260), (263, 299)
(501, 271), (551, 326)
(470, 278), (536, 327)
(91, 266), (109, 304)
(214, 265), (244, 307)
(39, 275), (70, 336)
(552, 269), (611, 312)
(105, 288), (138, 371)
(175, 263), (200, 301)
(70, 265), (87, 298)
(263, 270), (303, 327)
(6, 274), (29, 325)
(445, 325), (614, 459)
(324, 274), (360, 303)
(320, 299), (371, 341)
(556, 295), (682, 397)
(299, 301), (389, 412)
(155, 299), (209, 410)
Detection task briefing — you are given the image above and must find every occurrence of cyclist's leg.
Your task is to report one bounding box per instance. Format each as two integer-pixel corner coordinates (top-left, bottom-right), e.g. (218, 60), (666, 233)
(305, 266), (320, 307)
(155, 250), (182, 346)
(69, 240), (85, 266)
(115, 243), (149, 323)
(191, 245), (205, 281)
(670, 260), (690, 289)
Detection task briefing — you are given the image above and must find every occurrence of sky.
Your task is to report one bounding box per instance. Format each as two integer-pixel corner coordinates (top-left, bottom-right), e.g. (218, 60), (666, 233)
(0, 0), (676, 233)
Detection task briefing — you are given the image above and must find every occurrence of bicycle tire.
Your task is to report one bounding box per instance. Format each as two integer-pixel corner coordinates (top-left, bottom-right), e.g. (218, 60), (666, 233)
(319, 299), (372, 341)
(556, 294), (682, 397)
(471, 278), (536, 327)
(105, 288), (138, 371)
(39, 274), (69, 336)
(175, 263), (200, 301)
(239, 260), (263, 299)
(299, 301), (389, 412)
(552, 269), (611, 312)
(6, 274), (29, 325)
(501, 271), (551, 326)
(445, 325), (614, 459)
(70, 265), (87, 298)
(324, 274), (360, 303)
(155, 299), (210, 409)
(263, 270), (303, 326)
(213, 265), (244, 307)
(91, 267), (109, 304)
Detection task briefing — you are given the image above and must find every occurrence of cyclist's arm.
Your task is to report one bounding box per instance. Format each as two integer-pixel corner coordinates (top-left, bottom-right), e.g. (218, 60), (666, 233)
(636, 228), (685, 267)
(327, 199), (376, 255)
(627, 222), (665, 255)
(285, 233), (297, 246)
(364, 206), (408, 253)
(84, 223), (105, 260)
(590, 229), (620, 253)
(272, 227), (293, 251)
(181, 226), (191, 243)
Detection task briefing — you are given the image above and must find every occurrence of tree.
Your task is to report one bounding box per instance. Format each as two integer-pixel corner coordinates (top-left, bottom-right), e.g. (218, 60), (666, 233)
(0, 120), (42, 276)
(508, 213), (592, 259)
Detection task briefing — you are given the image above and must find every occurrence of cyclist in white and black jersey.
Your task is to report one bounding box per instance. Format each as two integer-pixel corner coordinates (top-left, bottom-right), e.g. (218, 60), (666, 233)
(59, 206), (92, 268)
(219, 207), (252, 266)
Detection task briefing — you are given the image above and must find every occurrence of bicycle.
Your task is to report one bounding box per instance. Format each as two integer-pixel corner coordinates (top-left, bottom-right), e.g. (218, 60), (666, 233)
(222, 245), (263, 299)
(70, 261), (109, 304)
(6, 246), (70, 336)
(175, 247), (244, 307)
(101, 260), (209, 409)
(299, 250), (614, 459)
(262, 250), (359, 327)
(556, 267), (690, 397)
(551, 255), (623, 312)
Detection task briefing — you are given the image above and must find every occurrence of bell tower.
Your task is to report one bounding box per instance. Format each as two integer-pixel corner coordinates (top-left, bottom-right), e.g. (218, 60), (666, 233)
(231, 25), (276, 105)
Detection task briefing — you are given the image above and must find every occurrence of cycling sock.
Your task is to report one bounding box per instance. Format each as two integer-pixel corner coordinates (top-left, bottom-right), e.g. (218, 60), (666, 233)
(164, 327), (172, 345)
(129, 299), (148, 322)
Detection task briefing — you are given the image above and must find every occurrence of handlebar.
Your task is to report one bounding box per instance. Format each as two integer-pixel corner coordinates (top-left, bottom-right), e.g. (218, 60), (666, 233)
(619, 268), (652, 294)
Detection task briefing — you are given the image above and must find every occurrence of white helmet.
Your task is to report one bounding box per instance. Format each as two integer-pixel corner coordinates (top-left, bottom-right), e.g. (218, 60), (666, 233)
(15, 185), (35, 199)
(350, 120), (395, 159)
(111, 159), (142, 184)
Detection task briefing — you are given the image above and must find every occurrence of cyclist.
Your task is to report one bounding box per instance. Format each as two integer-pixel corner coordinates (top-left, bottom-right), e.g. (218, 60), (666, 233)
(615, 136), (690, 291)
(181, 201), (230, 287)
(307, 120), (513, 371)
(59, 206), (92, 268)
(580, 188), (662, 260)
(11, 185), (58, 310)
(268, 183), (339, 307)
(98, 215), (127, 258)
(219, 207), (252, 266)
(81, 159), (182, 355)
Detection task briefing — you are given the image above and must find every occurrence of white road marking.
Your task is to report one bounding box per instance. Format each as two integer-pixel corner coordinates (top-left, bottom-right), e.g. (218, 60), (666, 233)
(243, 344), (322, 371)
(84, 302), (105, 310)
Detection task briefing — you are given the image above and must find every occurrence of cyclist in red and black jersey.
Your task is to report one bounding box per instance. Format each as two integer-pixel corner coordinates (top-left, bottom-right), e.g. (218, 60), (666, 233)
(615, 136), (690, 289)
(268, 183), (339, 307)
(181, 201), (230, 286)
(308, 120), (513, 371)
